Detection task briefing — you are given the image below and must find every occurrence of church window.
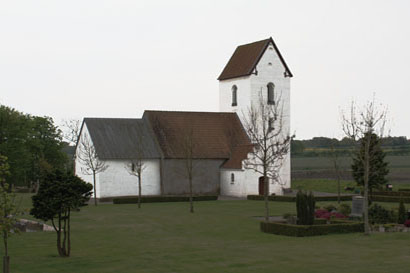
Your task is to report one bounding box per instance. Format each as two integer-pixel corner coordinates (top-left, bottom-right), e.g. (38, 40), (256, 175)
(131, 163), (136, 172)
(232, 85), (238, 106)
(231, 173), (235, 183)
(267, 83), (274, 105)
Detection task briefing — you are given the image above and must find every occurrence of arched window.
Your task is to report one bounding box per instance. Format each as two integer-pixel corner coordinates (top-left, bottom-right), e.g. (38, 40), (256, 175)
(267, 83), (274, 105)
(231, 85), (237, 106)
(231, 173), (235, 183)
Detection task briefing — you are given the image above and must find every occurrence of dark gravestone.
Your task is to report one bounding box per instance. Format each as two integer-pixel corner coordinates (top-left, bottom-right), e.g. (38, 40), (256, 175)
(351, 196), (365, 217)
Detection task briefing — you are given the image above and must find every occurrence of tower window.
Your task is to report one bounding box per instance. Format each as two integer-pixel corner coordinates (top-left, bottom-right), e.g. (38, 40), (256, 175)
(232, 85), (237, 106)
(231, 173), (235, 183)
(267, 83), (274, 105)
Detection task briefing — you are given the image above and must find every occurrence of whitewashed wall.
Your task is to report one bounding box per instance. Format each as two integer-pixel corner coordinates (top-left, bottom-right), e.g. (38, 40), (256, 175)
(221, 167), (285, 197)
(98, 159), (161, 198)
(219, 41), (291, 194)
(75, 123), (161, 198)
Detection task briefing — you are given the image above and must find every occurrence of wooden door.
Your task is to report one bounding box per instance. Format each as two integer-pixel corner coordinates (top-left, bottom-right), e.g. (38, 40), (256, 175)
(258, 177), (265, 195)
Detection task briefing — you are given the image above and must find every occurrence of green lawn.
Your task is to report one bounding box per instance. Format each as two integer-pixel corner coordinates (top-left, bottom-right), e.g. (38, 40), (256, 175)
(7, 194), (410, 273)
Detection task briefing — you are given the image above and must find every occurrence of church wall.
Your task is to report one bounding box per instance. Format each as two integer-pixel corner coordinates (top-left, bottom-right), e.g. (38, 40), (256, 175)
(221, 167), (284, 197)
(97, 159), (161, 198)
(162, 159), (224, 195)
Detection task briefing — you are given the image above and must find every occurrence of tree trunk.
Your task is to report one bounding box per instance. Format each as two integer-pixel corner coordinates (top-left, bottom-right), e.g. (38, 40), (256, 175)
(189, 176), (194, 213)
(337, 174), (341, 204)
(364, 136), (371, 235)
(264, 173), (269, 222)
(3, 232), (9, 273)
(138, 174), (142, 209)
(67, 208), (71, 257)
(3, 256), (9, 273)
(93, 171), (97, 206)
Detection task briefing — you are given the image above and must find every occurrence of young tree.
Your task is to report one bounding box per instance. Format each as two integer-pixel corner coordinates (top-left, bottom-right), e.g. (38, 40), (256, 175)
(61, 119), (81, 146)
(30, 170), (92, 257)
(341, 97), (388, 235)
(180, 128), (196, 213)
(76, 132), (108, 205)
(351, 133), (389, 198)
(124, 130), (146, 209)
(329, 141), (343, 204)
(243, 92), (292, 222)
(0, 155), (21, 273)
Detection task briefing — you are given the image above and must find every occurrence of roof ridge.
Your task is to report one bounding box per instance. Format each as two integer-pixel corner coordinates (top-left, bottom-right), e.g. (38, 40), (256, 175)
(144, 110), (237, 115)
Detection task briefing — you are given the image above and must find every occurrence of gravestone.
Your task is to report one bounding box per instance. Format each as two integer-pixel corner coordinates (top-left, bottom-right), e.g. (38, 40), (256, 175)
(351, 196), (365, 217)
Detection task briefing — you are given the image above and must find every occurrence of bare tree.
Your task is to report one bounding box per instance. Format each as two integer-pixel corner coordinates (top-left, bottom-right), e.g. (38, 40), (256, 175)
(124, 130), (146, 209)
(180, 128), (196, 213)
(62, 119), (81, 146)
(329, 141), (343, 204)
(243, 92), (292, 222)
(76, 132), (109, 206)
(341, 96), (388, 235)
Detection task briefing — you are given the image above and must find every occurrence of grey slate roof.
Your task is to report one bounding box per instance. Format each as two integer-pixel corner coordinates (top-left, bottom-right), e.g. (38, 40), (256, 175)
(82, 118), (161, 160)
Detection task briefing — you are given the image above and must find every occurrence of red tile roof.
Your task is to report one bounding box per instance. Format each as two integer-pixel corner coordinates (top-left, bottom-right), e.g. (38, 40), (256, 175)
(144, 111), (251, 168)
(217, 37), (293, 81)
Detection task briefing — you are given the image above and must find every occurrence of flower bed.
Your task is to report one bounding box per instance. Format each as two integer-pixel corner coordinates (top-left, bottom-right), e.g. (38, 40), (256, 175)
(315, 209), (347, 220)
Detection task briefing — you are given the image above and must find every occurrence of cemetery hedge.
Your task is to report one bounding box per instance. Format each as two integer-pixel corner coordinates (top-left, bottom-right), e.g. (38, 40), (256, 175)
(372, 191), (410, 197)
(247, 195), (353, 202)
(113, 195), (218, 204)
(260, 220), (364, 237)
(371, 195), (410, 203)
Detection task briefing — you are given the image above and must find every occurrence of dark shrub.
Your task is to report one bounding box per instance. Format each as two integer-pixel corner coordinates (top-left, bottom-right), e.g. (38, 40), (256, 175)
(296, 191), (315, 225)
(338, 204), (351, 216)
(368, 204), (395, 224)
(324, 204), (337, 212)
(398, 199), (407, 224)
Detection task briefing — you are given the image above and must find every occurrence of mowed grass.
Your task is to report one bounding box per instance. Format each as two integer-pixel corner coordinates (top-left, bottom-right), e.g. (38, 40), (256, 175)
(292, 179), (410, 193)
(7, 194), (410, 273)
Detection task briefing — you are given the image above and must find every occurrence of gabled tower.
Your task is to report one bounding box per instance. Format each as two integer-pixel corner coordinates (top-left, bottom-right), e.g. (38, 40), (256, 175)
(218, 37), (292, 194)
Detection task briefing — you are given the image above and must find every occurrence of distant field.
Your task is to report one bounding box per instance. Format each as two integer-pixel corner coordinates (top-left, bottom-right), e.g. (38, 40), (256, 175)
(291, 179), (410, 193)
(291, 155), (410, 183)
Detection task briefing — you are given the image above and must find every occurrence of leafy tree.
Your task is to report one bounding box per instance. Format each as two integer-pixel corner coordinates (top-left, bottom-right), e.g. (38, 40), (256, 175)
(342, 97), (388, 235)
(30, 170), (92, 257)
(0, 104), (68, 188)
(351, 133), (389, 196)
(0, 155), (20, 273)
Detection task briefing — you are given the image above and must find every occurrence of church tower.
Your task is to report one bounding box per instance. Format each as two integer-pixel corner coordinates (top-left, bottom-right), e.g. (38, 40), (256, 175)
(218, 37), (292, 194)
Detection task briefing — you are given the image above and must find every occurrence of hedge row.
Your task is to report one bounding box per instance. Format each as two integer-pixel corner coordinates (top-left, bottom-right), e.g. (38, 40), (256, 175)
(372, 191), (410, 197)
(399, 189), (410, 192)
(372, 195), (410, 203)
(260, 220), (364, 237)
(113, 195), (218, 204)
(247, 195), (353, 202)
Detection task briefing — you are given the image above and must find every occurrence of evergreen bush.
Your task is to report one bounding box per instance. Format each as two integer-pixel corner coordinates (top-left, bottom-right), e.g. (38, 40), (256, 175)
(398, 199), (407, 224)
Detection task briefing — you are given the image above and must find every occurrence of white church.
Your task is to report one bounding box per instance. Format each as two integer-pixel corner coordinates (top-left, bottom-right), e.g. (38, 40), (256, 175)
(75, 37), (292, 199)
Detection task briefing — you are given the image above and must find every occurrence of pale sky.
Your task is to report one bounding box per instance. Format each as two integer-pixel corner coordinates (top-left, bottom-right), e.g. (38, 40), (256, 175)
(1, 0), (409, 139)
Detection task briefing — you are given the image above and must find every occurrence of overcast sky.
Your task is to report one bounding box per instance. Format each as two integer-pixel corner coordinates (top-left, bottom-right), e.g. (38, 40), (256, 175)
(1, 0), (409, 139)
